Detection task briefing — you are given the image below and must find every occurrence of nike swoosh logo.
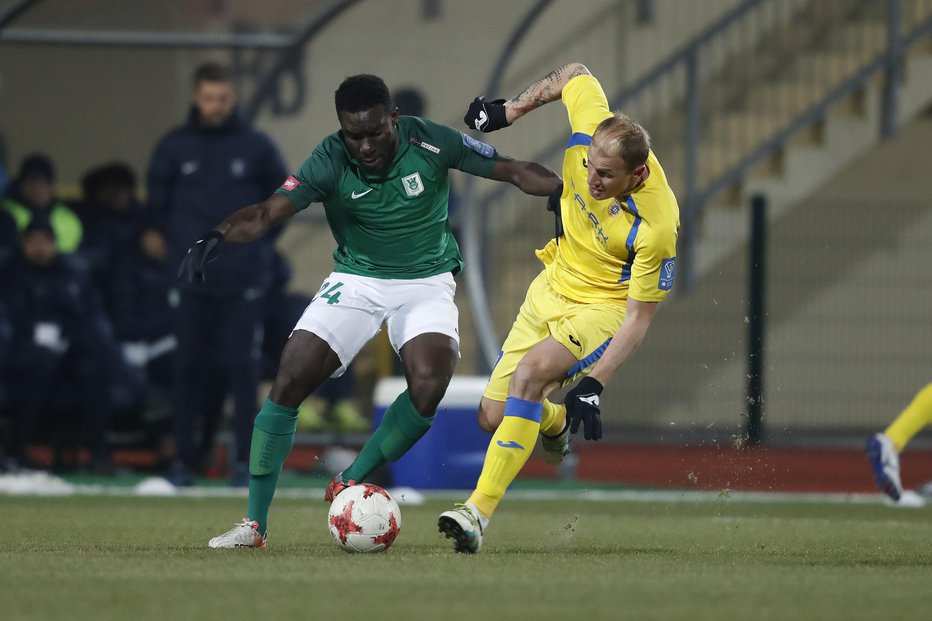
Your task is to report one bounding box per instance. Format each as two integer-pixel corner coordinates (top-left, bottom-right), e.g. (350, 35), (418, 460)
(351, 188), (373, 199)
(496, 440), (525, 450)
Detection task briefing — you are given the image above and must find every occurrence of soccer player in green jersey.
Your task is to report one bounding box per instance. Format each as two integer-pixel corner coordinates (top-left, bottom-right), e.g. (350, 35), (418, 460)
(178, 74), (561, 548)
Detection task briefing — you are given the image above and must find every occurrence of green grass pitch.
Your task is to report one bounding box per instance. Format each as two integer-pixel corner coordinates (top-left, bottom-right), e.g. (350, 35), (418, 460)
(1, 494), (930, 620)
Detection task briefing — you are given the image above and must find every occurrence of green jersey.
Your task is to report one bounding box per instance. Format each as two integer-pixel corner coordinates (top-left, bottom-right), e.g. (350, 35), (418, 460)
(276, 116), (499, 279)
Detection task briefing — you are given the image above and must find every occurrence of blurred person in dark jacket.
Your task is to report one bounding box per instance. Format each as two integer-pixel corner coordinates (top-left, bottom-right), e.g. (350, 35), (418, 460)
(0, 208), (16, 265)
(147, 62), (288, 486)
(0, 217), (119, 472)
(0, 299), (11, 468)
(0, 137), (8, 197)
(76, 162), (175, 416)
(1, 154), (83, 253)
(76, 163), (158, 287)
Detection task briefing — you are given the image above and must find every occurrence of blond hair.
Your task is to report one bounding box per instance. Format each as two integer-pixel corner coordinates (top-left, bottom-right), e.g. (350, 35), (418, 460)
(592, 113), (651, 172)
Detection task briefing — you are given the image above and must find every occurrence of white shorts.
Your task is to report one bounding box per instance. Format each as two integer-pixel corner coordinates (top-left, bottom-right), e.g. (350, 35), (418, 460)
(292, 271), (459, 377)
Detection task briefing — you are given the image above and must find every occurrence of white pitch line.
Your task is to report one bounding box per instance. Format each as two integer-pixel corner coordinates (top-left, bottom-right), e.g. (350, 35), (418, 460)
(2, 472), (924, 507)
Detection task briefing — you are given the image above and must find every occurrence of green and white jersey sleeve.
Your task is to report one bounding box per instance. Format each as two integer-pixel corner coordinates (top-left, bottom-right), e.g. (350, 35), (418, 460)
(273, 140), (343, 210)
(275, 116), (500, 279)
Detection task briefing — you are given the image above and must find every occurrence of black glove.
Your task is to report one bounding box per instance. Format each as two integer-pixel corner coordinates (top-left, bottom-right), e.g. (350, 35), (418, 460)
(564, 376), (604, 440)
(464, 97), (509, 133)
(547, 183), (564, 241)
(177, 230), (224, 284)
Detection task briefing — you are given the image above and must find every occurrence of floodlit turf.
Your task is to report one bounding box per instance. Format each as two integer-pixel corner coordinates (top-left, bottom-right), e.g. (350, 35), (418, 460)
(1, 494), (930, 620)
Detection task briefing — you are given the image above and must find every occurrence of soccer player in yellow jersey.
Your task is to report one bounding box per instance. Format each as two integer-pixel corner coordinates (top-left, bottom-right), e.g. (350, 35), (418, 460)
(438, 63), (680, 552)
(867, 384), (932, 504)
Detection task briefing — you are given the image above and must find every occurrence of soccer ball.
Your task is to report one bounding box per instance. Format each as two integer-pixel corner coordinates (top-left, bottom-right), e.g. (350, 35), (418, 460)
(327, 483), (402, 553)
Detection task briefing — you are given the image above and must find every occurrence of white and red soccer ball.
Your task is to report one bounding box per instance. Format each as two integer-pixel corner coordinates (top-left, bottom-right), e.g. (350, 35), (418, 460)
(327, 484), (401, 553)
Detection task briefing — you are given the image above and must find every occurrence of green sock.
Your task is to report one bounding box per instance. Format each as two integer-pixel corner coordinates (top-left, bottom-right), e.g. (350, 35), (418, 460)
(343, 389), (433, 483)
(246, 398), (298, 535)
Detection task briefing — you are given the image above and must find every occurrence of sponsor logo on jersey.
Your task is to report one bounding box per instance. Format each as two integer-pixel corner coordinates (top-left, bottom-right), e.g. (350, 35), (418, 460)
(280, 175), (301, 191)
(402, 172), (424, 197)
(570, 180), (609, 246)
(609, 201), (622, 217)
(462, 134), (495, 158)
(659, 257), (676, 291)
(351, 188), (373, 199)
(181, 161), (198, 175)
(409, 137), (440, 154)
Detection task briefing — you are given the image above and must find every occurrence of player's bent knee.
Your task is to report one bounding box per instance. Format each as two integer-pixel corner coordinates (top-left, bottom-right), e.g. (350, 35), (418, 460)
(407, 374), (453, 416)
(509, 362), (549, 401)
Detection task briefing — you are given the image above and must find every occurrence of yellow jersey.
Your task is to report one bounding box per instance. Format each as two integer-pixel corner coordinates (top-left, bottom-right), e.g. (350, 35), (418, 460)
(536, 75), (680, 305)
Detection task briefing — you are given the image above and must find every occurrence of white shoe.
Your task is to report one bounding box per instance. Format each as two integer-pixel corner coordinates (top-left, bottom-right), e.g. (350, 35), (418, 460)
(541, 423), (571, 465)
(866, 433), (903, 501)
(438, 502), (486, 554)
(208, 518), (266, 549)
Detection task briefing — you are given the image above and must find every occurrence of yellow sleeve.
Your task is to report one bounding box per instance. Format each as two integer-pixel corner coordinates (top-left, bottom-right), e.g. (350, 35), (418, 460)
(562, 75), (613, 137)
(628, 225), (679, 303)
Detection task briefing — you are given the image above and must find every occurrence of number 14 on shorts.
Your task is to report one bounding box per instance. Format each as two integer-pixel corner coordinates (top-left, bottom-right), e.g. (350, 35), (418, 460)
(315, 281), (344, 305)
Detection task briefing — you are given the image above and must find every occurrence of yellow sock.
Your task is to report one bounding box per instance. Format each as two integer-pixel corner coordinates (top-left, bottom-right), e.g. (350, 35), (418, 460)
(884, 383), (932, 451)
(468, 397), (542, 518)
(540, 399), (566, 437)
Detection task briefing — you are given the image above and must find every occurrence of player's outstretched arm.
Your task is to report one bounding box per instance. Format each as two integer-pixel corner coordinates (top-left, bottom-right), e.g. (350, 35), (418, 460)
(464, 63), (591, 133)
(505, 62), (591, 124)
(215, 193), (297, 243)
(488, 155), (561, 197)
(177, 193), (297, 284)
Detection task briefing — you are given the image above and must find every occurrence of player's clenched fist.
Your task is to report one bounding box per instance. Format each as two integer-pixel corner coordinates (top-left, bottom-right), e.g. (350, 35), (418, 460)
(463, 97), (510, 133)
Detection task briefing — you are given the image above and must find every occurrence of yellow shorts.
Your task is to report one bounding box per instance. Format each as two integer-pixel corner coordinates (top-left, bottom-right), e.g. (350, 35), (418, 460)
(483, 270), (626, 402)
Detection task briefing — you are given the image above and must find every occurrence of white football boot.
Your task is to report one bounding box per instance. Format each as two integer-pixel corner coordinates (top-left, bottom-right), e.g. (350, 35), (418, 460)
(208, 518), (266, 549)
(438, 502), (487, 554)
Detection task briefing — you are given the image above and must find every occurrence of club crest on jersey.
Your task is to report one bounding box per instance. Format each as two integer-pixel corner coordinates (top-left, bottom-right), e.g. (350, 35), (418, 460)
(402, 172), (424, 197)
(609, 201), (622, 217)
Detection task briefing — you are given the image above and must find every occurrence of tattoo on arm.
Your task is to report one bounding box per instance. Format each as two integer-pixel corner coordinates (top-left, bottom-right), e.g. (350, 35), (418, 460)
(508, 63), (589, 115)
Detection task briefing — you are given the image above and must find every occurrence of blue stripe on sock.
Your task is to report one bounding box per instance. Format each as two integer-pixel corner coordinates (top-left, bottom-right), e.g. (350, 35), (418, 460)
(504, 396), (543, 423)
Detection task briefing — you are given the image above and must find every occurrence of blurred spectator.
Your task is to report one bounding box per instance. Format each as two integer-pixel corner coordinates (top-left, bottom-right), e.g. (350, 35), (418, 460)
(392, 86), (427, 117)
(1, 154), (83, 253)
(147, 62), (288, 486)
(0, 217), (119, 472)
(0, 299), (11, 469)
(75, 163), (151, 284)
(0, 208), (15, 265)
(76, 162), (175, 436)
(0, 134), (8, 197)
